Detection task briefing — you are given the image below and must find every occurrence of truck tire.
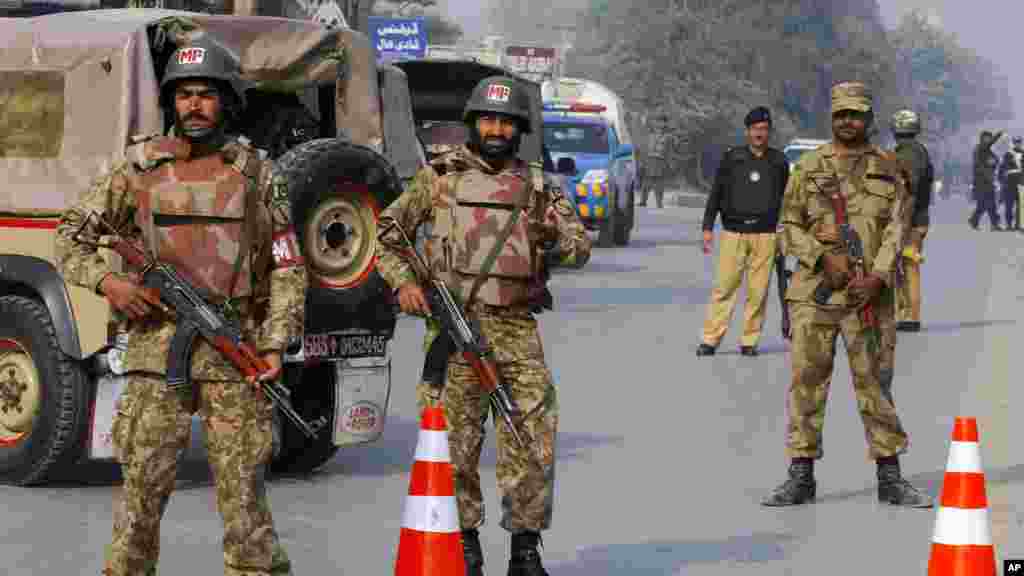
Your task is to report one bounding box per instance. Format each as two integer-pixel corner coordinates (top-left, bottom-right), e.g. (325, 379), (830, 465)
(270, 362), (339, 475)
(273, 137), (401, 301)
(0, 296), (89, 485)
(597, 186), (618, 248)
(614, 185), (634, 246)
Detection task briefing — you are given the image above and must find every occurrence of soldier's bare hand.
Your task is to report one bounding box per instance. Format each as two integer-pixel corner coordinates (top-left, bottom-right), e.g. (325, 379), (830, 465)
(397, 282), (430, 316)
(247, 352), (282, 389)
(100, 274), (164, 320)
(814, 224), (842, 244)
(847, 274), (884, 308)
(702, 231), (713, 254)
(820, 252), (851, 290)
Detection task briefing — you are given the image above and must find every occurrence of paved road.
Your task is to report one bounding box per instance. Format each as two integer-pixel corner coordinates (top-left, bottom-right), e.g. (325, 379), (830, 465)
(3, 195), (1021, 575)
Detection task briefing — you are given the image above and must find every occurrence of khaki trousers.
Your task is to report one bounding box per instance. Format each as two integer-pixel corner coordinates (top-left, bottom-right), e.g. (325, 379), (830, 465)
(701, 230), (778, 348)
(896, 227), (927, 323)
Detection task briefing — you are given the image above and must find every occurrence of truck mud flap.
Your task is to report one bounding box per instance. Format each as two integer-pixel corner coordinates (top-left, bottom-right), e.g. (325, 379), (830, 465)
(332, 355), (391, 447)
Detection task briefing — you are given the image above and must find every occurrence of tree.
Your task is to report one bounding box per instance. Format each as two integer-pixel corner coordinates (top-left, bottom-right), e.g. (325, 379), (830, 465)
(565, 0), (1012, 190)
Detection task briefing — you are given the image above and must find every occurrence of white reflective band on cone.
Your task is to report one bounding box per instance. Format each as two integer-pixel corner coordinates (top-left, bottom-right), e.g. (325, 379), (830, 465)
(401, 495), (460, 533)
(931, 507), (992, 546)
(414, 430), (451, 463)
(945, 441), (983, 473)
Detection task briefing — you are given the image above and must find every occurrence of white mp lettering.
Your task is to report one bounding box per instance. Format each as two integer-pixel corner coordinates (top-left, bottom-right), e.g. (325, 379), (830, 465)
(176, 47), (207, 65)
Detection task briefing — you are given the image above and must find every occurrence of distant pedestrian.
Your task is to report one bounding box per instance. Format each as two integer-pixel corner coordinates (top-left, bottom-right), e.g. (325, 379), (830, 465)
(697, 106), (789, 357)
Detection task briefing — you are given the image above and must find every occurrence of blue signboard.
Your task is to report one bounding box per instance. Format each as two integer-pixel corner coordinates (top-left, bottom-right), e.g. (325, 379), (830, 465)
(367, 16), (427, 63)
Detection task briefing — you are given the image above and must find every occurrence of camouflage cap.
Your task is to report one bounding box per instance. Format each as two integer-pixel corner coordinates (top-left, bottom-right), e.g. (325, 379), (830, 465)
(831, 81), (872, 113)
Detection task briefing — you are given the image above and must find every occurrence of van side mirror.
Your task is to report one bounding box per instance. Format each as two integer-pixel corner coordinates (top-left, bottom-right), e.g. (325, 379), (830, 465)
(556, 157), (577, 175)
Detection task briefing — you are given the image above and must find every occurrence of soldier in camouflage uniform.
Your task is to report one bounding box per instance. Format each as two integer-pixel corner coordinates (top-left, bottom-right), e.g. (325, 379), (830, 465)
(761, 82), (932, 509)
(376, 76), (590, 576)
(640, 112), (670, 208)
(54, 36), (305, 576)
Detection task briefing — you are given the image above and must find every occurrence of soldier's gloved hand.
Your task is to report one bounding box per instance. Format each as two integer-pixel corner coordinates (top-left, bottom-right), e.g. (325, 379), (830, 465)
(819, 251), (851, 291)
(397, 282), (430, 316)
(847, 274), (884, 308)
(99, 273), (166, 321)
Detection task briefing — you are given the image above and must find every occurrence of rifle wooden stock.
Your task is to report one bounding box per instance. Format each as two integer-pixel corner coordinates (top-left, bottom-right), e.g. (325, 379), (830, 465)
(824, 192), (877, 329)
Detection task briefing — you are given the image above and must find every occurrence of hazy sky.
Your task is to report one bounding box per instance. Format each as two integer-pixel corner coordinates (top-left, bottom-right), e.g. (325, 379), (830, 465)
(437, 0), (1019, 122)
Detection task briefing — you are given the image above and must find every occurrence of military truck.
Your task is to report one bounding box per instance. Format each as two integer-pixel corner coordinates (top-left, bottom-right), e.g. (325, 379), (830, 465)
(0, 9), (429, 484)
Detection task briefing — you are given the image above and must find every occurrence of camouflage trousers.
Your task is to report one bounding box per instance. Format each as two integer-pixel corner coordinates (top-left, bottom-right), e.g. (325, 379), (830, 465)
(876, 287), (898, 407)
(415, 310), (558, 533)
(104, 374), (292, 576)
(785, 302), (909, 460)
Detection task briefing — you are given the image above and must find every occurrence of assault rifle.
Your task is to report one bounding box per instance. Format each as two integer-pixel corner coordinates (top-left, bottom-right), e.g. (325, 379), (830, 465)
(775, 254), (791, 340)
(73, 212), (326, 439)
(809, 178), (878, 330)
(379, 219), (526, 449)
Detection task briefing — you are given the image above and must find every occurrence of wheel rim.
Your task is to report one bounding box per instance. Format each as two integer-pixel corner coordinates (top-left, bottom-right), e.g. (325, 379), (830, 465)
(304, 183), (379, 288)
(0, 339), (41, 447)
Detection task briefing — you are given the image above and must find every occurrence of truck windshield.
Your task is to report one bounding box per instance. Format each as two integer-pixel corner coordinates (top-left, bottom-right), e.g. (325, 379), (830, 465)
(544, 122), (609, 154)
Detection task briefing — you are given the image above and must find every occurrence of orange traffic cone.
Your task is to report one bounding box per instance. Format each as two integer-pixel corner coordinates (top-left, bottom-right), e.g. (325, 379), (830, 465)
(395, 406), (466, 576)
(927, 417), (997, 576)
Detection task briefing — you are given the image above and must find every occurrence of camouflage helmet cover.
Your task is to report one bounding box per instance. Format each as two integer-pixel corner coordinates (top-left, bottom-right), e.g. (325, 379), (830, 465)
(160, 34), (247, 111)
(890, 109), (921, 135)
(463, 76), (532, 133)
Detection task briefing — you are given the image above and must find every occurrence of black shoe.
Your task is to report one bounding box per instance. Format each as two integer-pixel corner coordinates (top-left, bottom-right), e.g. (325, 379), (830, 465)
(696, 343), (716, 357)
(968, 217), (979, 230)
(508, 531), (548, 576)
(877, 460), (934, 508)
(740, 346), (759, 357)
(992, 224), (1005, 231)
(761, 460), (816, 506)
(462, 529), (485, 576)
(895, 321), (920, 332)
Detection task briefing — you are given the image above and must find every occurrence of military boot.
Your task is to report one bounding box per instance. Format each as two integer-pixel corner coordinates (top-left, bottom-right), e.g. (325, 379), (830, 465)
(876, 457), (934, 508)
(761, 458), (816, 506)
(508, 531), (548, 576)
(462, 529), (485, 576)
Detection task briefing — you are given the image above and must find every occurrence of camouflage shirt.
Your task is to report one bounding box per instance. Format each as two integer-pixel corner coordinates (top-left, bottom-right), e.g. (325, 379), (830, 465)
(54, 135), (306, 380)
(375, 145), (590, 303)
(780, 142), (906, 307)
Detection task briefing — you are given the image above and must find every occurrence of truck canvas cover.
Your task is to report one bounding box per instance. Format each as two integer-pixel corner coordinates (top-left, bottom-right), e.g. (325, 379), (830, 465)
(0, 9), (378, 215)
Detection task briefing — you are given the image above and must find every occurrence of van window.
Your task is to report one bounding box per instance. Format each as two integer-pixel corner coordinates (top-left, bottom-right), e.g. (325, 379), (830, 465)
(0, 71), (65, 158)
(544, 122), (609, 154)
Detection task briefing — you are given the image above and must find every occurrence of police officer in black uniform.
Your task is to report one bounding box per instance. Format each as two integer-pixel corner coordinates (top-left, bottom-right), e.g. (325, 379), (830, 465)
(698, 106), (790, 356)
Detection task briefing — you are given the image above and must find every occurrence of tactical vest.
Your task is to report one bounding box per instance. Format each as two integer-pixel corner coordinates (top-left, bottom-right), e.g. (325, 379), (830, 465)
(426, 163), (543, 308)
(130, 136), (269, 301)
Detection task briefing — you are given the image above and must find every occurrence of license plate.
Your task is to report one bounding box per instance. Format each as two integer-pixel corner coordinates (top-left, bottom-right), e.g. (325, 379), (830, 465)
(303, 331), (389, 360)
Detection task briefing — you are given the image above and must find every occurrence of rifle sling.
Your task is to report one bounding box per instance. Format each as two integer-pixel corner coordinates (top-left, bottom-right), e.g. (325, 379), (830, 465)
(464, 167), (535, 308)
(465, 206), (522, 308)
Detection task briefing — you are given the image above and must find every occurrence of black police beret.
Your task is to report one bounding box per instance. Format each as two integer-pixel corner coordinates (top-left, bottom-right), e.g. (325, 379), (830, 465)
(745, 106), (772, 127)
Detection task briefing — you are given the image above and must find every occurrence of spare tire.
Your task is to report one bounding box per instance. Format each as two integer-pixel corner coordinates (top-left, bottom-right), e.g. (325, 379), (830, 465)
(273, 138), (403, 299)
(0, 296), (90, 485)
